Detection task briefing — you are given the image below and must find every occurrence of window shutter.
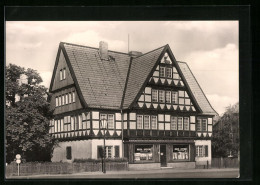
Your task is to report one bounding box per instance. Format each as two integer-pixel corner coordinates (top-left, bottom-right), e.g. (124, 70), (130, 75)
(97, 146), (103, 158)
(205, 145), (208, 157)
(115, 146), (120, 158)
(66, 146), (72, 160)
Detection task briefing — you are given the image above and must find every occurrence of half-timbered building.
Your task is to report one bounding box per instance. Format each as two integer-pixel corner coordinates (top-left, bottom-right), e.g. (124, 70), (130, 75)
(49, 41), (217, 169)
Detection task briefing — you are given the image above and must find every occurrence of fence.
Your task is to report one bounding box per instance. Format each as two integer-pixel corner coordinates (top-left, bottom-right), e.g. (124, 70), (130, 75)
(211, 157), (239, 168)
(6, 162), (128, 177)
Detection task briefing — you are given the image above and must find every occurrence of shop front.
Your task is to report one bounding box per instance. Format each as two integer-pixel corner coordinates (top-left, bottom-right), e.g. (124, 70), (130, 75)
(125, 140), (196, 169)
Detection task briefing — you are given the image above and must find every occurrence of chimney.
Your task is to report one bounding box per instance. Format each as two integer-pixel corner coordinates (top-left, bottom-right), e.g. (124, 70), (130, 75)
(128, 51), (143, 57)
(99, 41), (108, 60)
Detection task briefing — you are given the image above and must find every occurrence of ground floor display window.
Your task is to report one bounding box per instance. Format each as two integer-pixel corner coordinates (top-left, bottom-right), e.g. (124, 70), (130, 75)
(134, 145), (153, 162)
(172, 145), (189, 160)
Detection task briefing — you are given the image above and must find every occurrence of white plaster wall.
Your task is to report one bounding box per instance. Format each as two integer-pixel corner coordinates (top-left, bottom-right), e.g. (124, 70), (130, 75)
(52, 140), (92, 162)
(194, 140), (212, 164)
(91, 139), (123, 159)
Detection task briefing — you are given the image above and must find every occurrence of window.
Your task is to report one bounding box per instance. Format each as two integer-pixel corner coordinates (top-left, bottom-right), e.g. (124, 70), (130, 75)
(54, 120), (57, 133)
(55, 97), (58, 107)
(57, 120), (60, 132)
(60, 70), (63, 81)
(71, 116), (74, 130)
(72, 92), (75, 103)
(97, 146), (103, 159)
(165, 91), (171, 103)
(152, 89), (158, 102)
(115, 146), (120, 158)
(144, 115), (150, 129)
(197, 118), (207, 131)
(184, 117), (189, 130)
(171, 116), (177, 130)
(65, 94), (68, 104)
(68, 93), (72, 104)
(159, 90), (165, 103)
(62, 95), (65, 105)
(134, 145), (153, 162)
(173, 145), (189, 160)
(78, 114), (82, 129)
(63, 68), (66, 79)
(107, 114), (114, 129)
(178, 117), (183, 130)
(166, 67), (172, 78)
(137, 115), (143, 129)
(61, 119), (64, 132)
(159, 66), (165, 77)
(74, 116), (78, 130)
(202, 119), (207, 131)
(151, 116), (157, 129)
(66, 146), (72, 160)
(59, 96), (62, 106)
(196, 145), (208, 157)
(172, 91), (178, 104)
(105, 146), (112, 158)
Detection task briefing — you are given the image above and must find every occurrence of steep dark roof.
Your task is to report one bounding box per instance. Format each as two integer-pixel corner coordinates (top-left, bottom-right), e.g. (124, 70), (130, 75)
(122, 45), (166, 109)
(62, 42), (131, 109)
(55, 42), (217, 115)
(178, 61), (218, 115)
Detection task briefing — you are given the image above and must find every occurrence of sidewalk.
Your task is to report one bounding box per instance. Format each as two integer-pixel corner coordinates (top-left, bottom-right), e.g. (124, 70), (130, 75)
(7, 168), (239, 178)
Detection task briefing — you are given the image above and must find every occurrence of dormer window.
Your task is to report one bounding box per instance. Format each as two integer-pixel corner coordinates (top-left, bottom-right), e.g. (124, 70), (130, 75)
(159, 67), (165, 77)
(60, 68), (66, 81)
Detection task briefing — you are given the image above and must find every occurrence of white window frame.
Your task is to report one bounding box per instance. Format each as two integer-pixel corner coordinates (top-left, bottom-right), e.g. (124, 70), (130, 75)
(137, 115), (143, 129)
(165, 91), (171, 103)
(152, 89), (158, 102)
(172, 91), (178, 104)
(184, 117), (189, 130)
(178, 117), (183, 130)
(151, 116), (157, 130)
(107, 114), (114, 129)
(159, 90), (165, 103)
(171, 116), (177, 130)
(159, 66), (165, 77)
(144, 115), (150, 129)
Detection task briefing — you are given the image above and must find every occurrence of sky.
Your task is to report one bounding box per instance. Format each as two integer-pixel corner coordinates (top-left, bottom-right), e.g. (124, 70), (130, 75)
(6, 21), (239, 116)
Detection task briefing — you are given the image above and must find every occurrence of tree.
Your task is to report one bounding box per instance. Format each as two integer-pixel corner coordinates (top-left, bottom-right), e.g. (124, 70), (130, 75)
(212, 102), (239, 158)
(5, 64), (56, 163)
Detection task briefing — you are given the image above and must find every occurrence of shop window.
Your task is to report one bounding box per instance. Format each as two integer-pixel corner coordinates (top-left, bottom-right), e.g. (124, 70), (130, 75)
(134, 145), (153, 162)
(159, 90), (165, 103)
(151, 116), (157, 129)
(137, 115), (143, 129)
(166, 67), (172, 78)
(165, 91), (171, 103)
(172, 91), (178, 104)
(173, 145), (189, 160)
(159, 66), (165, 77)
(152, 89), (158, 102)
(178, 117), (183, 130)
(66, 146), (72, 160)
(184, 117), (189, 130)
(144, 115), (150, 129)
(196, 145), (208, 157)
(171, 116), (177, 130)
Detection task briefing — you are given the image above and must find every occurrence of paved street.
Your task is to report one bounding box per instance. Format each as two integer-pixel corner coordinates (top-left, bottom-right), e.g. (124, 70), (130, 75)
(7, 168), (239, 179)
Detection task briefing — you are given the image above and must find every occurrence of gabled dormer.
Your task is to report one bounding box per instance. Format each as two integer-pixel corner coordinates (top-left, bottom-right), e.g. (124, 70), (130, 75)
(132, 48), (199, 113)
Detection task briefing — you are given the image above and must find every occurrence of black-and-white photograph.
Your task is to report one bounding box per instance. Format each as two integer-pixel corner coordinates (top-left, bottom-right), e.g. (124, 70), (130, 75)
(5, 20), (240, 179)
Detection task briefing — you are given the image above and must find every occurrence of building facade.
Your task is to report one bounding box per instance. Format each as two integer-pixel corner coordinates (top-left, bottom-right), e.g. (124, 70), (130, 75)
(49, 41), (217, 168)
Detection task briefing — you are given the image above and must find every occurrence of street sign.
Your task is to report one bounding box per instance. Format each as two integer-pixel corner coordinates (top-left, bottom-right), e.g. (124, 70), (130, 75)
(16, 159), (21, 164)
(16, 154), (21, 159)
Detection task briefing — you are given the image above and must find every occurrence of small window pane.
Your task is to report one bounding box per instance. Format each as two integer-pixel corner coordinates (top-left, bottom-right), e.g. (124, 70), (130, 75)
(171, 116), (177, 130)
(144, 115), (150, 129)
(151, 116), (157, 129)
(152, 89), (158, 102)
(165, 91), (171, 103)
(159, 67), (165, 77)
(159, 90), (165, 103)
(178, 117), (183, 130)
(137, 115), (143, 129)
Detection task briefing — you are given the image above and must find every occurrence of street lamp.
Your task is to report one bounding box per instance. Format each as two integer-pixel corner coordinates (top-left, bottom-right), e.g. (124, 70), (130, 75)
(100, 118), (108, 173)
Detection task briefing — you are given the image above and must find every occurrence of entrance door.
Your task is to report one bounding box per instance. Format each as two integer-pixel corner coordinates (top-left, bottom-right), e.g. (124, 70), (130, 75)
(160, 144), (167, 167)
